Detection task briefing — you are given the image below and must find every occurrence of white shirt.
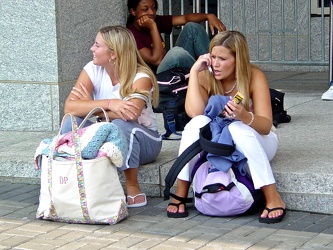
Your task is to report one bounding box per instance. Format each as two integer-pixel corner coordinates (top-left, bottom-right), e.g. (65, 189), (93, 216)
(83, 61), (158, 131)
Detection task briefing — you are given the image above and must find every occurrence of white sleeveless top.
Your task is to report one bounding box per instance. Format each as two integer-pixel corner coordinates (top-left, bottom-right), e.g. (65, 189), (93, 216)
(84, 61), (158, 131)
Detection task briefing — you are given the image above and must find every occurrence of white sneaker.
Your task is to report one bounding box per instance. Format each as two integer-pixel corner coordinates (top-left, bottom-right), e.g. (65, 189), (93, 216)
(321, 86), (333, 100)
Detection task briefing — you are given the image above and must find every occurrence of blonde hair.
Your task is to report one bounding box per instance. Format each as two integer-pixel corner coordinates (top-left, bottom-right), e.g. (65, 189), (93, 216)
(98, 25), (159, 107)
(207, 30), (252, 110)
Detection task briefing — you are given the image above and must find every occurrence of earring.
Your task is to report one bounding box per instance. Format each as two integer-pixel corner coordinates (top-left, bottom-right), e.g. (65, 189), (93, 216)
(109, 58), (116, 65)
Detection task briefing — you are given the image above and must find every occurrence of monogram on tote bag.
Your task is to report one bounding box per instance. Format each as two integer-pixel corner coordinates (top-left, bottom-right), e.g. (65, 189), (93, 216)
(36, 108), (129, 224)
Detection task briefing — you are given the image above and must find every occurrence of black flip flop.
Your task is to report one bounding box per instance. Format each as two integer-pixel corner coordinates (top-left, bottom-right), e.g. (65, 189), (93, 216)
(167, 202), (188, 218)
(259, 207), (286, 224)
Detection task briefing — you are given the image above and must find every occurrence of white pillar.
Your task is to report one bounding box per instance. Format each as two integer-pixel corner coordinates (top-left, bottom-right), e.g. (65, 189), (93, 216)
(320, 0), (332, 99)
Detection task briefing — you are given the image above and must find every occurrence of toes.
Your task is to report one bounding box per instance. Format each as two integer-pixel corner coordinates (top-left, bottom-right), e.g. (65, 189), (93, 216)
(270, 209), (283, 218)
(261, 207), (285, 218)
(167, 205), (177, 213)
(177, 204), (185, 213)
(167, 204), (178, 213)
(167, 203), (185, 213)
(260, 210), (268, 218)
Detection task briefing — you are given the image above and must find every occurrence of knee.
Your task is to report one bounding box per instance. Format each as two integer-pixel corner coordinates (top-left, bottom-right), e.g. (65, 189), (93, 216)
(229, 121), (255, 138)
(184, 115), (211, 131)
(162, 47), (193, 69)
(228, 121), (242, 134)
(111, 118), (125, 127)
(184, 22), (204, 32)
(182, 22), (206, 37)
(168, 47), (190, 58)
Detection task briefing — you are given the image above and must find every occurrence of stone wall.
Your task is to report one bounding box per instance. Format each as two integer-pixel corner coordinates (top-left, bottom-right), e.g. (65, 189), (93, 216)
(0, 0), (329, 132)
(0, 0), (126, 131)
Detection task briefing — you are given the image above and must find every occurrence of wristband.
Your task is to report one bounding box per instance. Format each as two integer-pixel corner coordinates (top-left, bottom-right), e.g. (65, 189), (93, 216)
(246, 112), (254, 126)
(106, 99), (111, 111)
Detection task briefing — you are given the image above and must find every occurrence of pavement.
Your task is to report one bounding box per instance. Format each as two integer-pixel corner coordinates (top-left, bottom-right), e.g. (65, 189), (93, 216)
(1, 70), (333, 249)
(2, 181), (333, 249)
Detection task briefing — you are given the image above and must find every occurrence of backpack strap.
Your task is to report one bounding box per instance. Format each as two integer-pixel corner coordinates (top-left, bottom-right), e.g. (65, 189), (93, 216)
(163, 123), (236, 200)
(162, 111), (182, 140)
(194, 182), (236, 198)
(169, 193), (192, 204)
(199, 123), (235, 156)
(164, 138), (201, 200)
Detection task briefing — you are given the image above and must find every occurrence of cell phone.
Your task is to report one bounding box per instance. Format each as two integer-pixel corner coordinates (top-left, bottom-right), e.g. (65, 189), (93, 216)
(218, 92), (244, 118)
(208, 65), (214, 76)
(232, 92), (244, 104)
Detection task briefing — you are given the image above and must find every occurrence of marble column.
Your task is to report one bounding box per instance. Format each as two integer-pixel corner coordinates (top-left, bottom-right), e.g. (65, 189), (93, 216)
(0, 0), (126, 131)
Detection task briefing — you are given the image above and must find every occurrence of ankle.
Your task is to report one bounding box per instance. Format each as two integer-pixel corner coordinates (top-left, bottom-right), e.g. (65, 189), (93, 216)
(175, 179), (191, 198)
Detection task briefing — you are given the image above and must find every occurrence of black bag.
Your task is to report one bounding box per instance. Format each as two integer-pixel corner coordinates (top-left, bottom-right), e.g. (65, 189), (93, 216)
(154, 68), (191, 139)
(154, 71), (290, 138)
(269, 88), (291, 127)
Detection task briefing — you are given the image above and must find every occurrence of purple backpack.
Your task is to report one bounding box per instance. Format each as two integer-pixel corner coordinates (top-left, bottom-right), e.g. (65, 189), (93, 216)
(164, 123), (264, 217)
(191, 151), (260, 216)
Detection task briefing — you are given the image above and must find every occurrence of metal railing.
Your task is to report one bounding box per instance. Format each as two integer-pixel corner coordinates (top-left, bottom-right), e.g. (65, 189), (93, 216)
(164, 0), (329, 68)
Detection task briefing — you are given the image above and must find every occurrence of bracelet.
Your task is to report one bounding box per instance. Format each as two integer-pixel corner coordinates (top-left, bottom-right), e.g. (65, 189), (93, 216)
(106, 99), (111, 111)
(246, 112), (254, 126)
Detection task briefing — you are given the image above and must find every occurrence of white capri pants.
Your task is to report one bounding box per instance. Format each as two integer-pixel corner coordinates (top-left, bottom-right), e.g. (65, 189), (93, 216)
(177, 115), (278, 189)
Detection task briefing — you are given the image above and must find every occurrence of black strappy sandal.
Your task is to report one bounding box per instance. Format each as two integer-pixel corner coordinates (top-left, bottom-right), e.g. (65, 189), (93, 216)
(166, 194), (192, 218)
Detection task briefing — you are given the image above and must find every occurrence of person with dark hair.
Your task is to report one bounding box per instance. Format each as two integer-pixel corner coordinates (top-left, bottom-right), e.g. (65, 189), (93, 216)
(166, 30), (286, 224)
(126, 0), (226, 73)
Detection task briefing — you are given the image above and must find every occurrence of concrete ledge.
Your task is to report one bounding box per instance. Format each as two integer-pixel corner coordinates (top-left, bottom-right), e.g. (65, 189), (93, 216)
(1, 71), (332, 214)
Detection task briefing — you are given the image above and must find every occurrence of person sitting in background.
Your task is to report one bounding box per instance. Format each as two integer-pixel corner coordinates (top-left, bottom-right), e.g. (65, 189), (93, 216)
(126, 0), (226, 74)
(166, 30), (286, 224)
(63, 25), (162, 208)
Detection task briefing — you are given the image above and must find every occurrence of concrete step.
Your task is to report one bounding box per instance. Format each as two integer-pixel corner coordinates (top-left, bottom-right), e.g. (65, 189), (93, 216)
(0, 71), (332, 214)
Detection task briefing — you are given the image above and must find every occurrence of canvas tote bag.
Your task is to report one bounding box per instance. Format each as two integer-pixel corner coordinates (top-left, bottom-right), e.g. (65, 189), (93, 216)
(36, 108), (128, 224)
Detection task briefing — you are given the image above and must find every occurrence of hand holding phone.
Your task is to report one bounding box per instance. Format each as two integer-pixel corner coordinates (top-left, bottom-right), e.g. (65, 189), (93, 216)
(208, 65), (214, 76)
(218, 92), (244, 118)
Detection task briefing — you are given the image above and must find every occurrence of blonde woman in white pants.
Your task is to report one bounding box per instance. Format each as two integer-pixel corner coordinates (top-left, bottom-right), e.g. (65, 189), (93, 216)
(177, 115), (278, 188)
(166, 30), (285, 223)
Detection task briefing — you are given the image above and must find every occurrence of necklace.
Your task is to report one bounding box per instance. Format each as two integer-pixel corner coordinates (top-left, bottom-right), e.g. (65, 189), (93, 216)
(224, 81), (237, 94)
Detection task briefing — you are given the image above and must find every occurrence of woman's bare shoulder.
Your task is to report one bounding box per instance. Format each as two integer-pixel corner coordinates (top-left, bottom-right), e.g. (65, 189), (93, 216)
(250, 66), (268, 84)
(251, 65), (266, 77)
